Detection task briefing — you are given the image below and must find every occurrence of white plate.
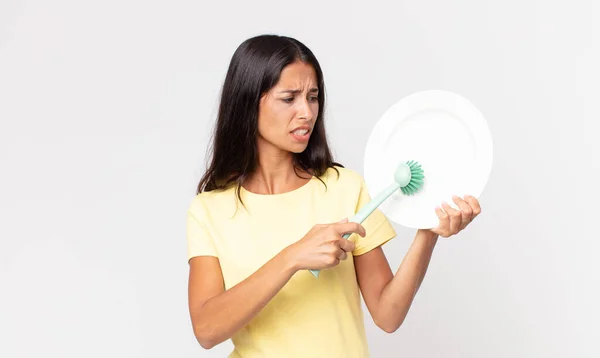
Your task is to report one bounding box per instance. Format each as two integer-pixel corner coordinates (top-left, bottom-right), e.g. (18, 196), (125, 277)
(363, 90), (493, 229)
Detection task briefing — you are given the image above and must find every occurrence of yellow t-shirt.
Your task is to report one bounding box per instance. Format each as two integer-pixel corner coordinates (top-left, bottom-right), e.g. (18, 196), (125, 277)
(186, 166), (396, 358)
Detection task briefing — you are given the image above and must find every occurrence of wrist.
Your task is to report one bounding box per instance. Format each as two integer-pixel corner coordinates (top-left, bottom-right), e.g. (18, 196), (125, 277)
(280, 244), (301, 275)
(417, 229), (439, 244)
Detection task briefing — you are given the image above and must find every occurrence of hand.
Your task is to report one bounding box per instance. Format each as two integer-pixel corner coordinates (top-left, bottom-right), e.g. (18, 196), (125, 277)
(429, 195), (482, 238)
(285, 218), (366, 271)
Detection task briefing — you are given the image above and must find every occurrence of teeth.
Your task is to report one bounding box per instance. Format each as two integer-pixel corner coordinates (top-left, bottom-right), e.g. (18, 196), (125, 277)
(293, 129), (308, 135)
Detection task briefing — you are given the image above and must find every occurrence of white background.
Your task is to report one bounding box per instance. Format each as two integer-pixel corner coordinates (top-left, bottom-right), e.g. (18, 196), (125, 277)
(1, 0), (597, 357)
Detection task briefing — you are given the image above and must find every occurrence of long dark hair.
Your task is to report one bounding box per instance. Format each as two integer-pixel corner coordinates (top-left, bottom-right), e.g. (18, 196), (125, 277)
(197, 34), (342, 199)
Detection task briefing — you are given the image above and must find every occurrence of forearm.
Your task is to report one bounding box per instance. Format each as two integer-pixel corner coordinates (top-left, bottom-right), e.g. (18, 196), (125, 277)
(192, 248), (297, 348)
(376, 229), (438, 332)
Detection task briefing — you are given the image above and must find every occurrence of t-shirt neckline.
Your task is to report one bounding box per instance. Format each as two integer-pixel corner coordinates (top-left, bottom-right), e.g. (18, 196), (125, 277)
(239, 175), (317, 198)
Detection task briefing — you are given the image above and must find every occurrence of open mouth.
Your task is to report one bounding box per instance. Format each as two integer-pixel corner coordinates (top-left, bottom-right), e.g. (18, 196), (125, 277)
(290, 128), (311, 142)
(292, 129), (309, 136)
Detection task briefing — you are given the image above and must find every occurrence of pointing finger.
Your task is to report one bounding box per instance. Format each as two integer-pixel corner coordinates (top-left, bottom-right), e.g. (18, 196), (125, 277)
(335, 222), (366, 238)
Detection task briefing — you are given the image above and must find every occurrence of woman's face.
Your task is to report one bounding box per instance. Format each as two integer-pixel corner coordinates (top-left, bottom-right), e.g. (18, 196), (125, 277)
(257, 61), (319, 155)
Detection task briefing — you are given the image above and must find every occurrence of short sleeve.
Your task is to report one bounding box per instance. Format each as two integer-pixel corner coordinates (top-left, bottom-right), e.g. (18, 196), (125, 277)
(351, 178), (397, 256)
(186, 207), (218, 262)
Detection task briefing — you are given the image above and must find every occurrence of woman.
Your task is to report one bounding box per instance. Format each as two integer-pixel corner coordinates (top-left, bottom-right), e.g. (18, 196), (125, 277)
(186, 34), (481, 358)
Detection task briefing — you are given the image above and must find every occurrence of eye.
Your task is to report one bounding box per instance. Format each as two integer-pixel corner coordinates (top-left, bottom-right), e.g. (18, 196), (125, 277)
(282, 97), (294, 103)
(309, 96), (318, 102)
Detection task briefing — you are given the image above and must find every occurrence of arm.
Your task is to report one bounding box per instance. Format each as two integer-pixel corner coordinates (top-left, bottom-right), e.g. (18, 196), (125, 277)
(355, 195), (481, 332)
(355, 229), (438, 333)
(188, 249), (297, 349)
(188, 220), (362, 349)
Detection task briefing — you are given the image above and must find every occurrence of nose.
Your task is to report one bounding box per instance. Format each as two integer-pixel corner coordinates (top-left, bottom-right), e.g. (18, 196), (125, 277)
(297, 99), (314, 121)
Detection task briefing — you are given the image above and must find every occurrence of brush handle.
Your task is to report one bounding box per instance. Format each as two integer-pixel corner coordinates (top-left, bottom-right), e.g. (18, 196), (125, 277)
(309, 181), (401, 278)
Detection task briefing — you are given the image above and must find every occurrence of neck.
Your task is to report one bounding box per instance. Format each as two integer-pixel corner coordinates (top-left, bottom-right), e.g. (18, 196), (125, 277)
(244, 143), (311, 195)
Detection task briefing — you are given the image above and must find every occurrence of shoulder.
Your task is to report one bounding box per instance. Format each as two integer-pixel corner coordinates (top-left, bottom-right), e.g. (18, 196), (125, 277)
(187, 185), (237, 220)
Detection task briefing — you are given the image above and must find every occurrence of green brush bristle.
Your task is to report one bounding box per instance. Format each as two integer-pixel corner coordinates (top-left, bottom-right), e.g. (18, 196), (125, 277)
(401, 160), (425, 195)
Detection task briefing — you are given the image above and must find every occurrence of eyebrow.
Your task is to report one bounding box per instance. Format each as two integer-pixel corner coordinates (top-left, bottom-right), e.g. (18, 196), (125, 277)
(279, 87), (319, 94)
